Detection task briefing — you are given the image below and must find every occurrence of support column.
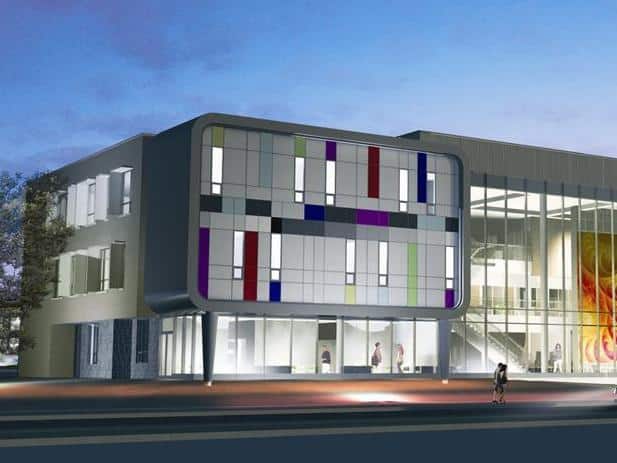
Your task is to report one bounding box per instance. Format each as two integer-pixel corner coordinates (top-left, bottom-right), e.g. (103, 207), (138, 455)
(438, 319), (450, 380)
(336, 318), (344, 374)
(201, 312), (218, 385)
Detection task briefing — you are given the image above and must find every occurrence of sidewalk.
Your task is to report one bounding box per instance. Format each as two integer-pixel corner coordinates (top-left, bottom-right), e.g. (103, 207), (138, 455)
(0, 378), (613, 416)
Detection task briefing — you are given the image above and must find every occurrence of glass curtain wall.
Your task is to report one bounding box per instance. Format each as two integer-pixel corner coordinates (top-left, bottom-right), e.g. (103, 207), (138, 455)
(210, 316), (437, 376)
(462, 176), (617, 375)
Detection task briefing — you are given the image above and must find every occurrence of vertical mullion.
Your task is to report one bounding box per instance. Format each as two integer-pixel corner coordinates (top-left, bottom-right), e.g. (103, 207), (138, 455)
(504, 183), (509, 367)
(524, 186), (529, 372)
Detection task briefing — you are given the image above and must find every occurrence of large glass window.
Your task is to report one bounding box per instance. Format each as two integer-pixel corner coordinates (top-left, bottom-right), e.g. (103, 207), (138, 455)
(368, 320), (392, 374)
(393, 321), (414, 374)
(265, 318), (291, 373)
(292, 319), (317, 374)
(415, 321), (437, 373)
(236, 316), (265, 374)
(470, 185), (486, 308)
(343, 319), (368, 370)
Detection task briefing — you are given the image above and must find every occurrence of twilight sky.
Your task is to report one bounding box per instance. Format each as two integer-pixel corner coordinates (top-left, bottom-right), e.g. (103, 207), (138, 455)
(1, 0), (616, 174)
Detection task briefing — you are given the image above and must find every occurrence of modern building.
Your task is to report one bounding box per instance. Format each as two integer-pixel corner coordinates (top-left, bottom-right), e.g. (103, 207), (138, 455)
(18, 113), (617, 381)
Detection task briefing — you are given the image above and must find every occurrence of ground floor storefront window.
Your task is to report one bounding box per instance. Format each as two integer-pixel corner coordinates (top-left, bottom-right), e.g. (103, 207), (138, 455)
(157, 314), (439, 378)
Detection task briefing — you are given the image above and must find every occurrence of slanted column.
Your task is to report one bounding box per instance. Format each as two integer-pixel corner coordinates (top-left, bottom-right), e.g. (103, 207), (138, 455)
(201, 312), (218, 385)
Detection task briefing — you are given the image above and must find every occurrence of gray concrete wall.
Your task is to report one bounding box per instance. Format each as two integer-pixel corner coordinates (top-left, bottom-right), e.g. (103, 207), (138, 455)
(20, 135), (151, 378)
(130, 318), (160, 379)
(77, 319), (114, 379)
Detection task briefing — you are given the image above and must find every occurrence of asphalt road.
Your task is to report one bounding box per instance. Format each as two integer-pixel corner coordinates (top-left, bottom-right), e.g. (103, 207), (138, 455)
(0, 378), (616, 449)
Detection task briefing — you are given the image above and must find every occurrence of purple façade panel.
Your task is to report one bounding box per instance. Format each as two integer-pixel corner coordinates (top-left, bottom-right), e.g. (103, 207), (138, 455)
(198, 228), (210, 298)
(356, 209), (389, 227)
(325, 141), (337, 161)
(445, 289), (455, 308)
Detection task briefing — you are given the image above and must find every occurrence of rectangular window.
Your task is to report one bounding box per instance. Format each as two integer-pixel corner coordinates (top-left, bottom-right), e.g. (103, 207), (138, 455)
(233, 231), (244, 279)
(88, 323), (99, 365)
(52, 259), (60, 298)
(121, 171), (131, 214)
(136, 319), (149, 363)
(399, 169), (408, 212)
(427, 172), (436, 215)
(294, 157), (305, 203)
(87, 181), (96, 225)
(99, 248), (110, 291)
(378, 241), (388, 286)
(346, 239), (355, 284)
(446, 245), (455, 289)
(211, 146), (223, 195)
(270, 233), (281, 281)
(56, 192), (67, 222)
(326, 160), (336, 205)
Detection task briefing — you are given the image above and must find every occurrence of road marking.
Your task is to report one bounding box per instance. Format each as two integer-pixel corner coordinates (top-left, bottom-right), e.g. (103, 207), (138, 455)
(2, 417), (617, 448)
(0, 405), (407, 422)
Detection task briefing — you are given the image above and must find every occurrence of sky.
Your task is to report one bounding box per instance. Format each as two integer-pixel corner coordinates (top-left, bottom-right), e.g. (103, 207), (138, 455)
(1, 0), (616, 174)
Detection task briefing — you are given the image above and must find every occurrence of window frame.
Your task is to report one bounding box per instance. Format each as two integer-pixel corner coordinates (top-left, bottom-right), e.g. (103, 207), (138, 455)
(427, 171), (436, 215)
(136, 319), (149, 364)
(121, 170), (131, 215)
(86, 181), (96, 225)
(326, 160), (336, 206)
(345, 239), (356, 285)
(399, 168), (408, 212)
(270, 233), (282, 281)
(233, 231), (244, 279)
(378, 241), (388, 287)
(211, 146), (223, 195)
(88, 323), (99, 365)
(99, 247), (110, 291)
(294, 157), (305, 203)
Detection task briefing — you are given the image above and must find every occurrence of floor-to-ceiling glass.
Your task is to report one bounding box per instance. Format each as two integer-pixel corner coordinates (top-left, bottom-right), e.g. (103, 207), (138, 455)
(462, 176), (617, 376)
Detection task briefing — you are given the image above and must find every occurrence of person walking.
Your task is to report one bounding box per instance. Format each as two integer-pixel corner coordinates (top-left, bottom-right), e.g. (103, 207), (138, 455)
(395, 343), (405, 374)
(491, 362), (503, 403)
(320, 345), (331, 374)
(492, 363), (508, 404)
(371, 342), (382, 373)
(553, 343), (563, 373)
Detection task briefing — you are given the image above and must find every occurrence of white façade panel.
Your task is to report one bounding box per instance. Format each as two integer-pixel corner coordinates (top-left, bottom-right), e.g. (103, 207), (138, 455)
(426, 245), (446, 277)
(66, 184), (77, 226)
(305, 158), (325, 193)
(75, 180), (89, 227)
(336, 162), (356, 196)
(282, 234), (304, 270)
(222, 148), (247, 186)
(94, 174), (109, 221)
(58, 253), (72, 297)
(209, 229), (233, 266)
(380, 167), (398, 200)
(324, 237), (345, 272)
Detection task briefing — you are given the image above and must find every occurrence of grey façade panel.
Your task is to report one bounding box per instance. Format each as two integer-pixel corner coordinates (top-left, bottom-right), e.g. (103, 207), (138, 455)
(180, 113), (470, 321)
